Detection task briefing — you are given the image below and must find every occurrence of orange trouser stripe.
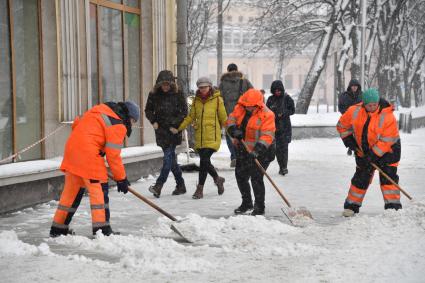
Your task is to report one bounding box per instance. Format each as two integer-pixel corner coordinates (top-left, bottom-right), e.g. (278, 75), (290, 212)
(346, 184), (366, 204)
(53, 173), (107, 226)
(53, 173), (85, 225)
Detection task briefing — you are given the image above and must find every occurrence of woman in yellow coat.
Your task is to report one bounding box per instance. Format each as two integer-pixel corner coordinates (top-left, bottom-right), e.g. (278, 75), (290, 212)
(170, 77), (228, 199)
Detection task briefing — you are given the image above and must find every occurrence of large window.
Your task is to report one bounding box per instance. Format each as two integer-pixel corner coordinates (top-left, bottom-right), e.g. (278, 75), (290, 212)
(0, 0), (42, 163)
(61, 0), (141, 145)
(262, 74), (274, 90)
(90, 0), (141, 145)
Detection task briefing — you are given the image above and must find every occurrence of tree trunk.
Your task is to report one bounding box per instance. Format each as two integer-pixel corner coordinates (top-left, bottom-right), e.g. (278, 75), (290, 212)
(276, 46), (285, 80)
(216, 0), (223, 86)
(295, 24), (337, 114)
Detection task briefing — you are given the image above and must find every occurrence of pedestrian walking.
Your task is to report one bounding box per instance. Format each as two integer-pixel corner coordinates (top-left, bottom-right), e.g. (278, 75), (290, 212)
(219, 63), (253, 167)
(266, 80), (295, 175)
(337, 88), (402, 217)
(226, 88), (276, 215)
(338, 79), (362, 115)
(145, 70), (188, 198)
(171, 77), (227, 199)
(50, 101), (140, 237)
(339, 79), (363, 156)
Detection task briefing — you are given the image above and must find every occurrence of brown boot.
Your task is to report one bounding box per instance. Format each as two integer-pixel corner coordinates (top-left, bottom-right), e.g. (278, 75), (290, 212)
(214, 176), (225, 195)
(148, 183), (163, 198)
(192, 184), (204, 199)
(172, 182), (187, 195)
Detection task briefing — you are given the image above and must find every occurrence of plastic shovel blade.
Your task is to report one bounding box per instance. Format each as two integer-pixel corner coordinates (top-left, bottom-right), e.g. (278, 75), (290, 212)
(281, 206), (314, 227)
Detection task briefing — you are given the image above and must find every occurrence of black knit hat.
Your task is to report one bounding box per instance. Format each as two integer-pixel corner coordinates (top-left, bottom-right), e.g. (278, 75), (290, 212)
(155, 70), (175, 86)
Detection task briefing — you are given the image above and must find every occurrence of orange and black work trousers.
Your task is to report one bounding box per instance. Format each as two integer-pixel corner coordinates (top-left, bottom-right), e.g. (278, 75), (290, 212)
(50, 172), (111, 236)
(344, 156), (401, 213)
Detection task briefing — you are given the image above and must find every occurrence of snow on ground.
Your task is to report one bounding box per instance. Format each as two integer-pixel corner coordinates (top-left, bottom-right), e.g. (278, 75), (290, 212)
(1, 129), (425, 282)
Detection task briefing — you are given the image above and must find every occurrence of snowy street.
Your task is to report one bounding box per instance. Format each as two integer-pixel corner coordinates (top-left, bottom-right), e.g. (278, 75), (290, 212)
(1, 129), (425, 282)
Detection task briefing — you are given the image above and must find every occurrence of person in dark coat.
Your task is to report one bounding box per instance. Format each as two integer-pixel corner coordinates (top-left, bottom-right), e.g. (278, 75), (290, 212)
(338, 79), (362, 156)
(338, 79), (362, 114)
(266, 80), (295, 175)
(145, 70), (188, 197)
(219, 63), (253, 167)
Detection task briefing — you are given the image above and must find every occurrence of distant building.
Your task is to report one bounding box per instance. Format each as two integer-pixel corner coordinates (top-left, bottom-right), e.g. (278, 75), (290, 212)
(193, 0), (348, 108)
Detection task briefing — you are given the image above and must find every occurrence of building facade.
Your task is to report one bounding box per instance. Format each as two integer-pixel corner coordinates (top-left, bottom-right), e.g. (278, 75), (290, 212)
(0, 0), (177, 164)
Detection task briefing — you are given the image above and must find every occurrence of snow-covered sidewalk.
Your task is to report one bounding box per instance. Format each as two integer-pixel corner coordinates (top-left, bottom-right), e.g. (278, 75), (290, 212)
(1, 129), (425, 282)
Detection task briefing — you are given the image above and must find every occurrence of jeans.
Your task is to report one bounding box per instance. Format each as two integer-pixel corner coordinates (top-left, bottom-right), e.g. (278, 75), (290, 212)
(225, 134), (236, 161)
(156, 146), (184, 185)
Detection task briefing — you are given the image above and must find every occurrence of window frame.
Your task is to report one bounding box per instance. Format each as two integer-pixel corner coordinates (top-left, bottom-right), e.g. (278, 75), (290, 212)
(2, 0), (44, 162)
(57, 0), (143, 145)
(89, 0), (143, 145)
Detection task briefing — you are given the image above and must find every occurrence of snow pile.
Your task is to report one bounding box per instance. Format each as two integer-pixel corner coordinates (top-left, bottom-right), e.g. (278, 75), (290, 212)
(50, 233), (212, 273)
(0, 230), (51, 257)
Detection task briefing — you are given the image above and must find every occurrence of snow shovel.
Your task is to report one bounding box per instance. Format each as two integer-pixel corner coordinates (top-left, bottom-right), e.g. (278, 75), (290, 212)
(107, 173), (192, 242)
(356, 148), (413, 200)
(239, 139), (313, 223)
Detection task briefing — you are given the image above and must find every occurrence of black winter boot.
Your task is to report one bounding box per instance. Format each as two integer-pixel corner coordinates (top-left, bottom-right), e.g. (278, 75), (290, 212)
(385, 203), (402, 210)
(172, 182), (187, 195)
(50, 227), (75, 237)
(93, 226), (120, 236)
(149, 183), (163, 198)
(234, 201), (254, 214)
(251, 203), (265, 216)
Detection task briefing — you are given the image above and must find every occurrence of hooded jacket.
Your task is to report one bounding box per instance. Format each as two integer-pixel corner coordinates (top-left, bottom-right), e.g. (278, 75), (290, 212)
(60, 104), (127, 181)
(219, 71), (253, 114)
(266, 80), (295, 143)
(178, 89), (227, 151)
(337, 98), (401, 164)
(226, 89), (275, 158)
(338, 79), (362, 114)
(145, 71), (188, 148)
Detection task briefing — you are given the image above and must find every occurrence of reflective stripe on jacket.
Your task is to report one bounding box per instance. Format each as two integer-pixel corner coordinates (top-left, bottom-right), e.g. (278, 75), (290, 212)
(337, 100), (399, 157)
(226, 89), (275, 151)
(60, 104), (127, 181)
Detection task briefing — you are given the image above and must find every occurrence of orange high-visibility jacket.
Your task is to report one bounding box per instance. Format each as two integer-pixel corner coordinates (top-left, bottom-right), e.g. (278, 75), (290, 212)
(337, 101), (400, 157)
(226, 89), (275, 151)
(60, 104), (127, 181)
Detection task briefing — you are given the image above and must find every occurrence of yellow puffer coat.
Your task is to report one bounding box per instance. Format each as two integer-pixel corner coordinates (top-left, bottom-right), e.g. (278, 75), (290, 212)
(178, 90), (227, 151)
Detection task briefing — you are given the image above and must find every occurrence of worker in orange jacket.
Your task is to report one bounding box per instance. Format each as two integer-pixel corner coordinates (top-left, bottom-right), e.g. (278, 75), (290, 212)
(226, 89), (276, 215)
(50, 101), (140, 237)
(337, 88), (401, 217)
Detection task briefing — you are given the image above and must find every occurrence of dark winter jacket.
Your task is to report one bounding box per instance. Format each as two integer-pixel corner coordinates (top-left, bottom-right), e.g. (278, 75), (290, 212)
(219, 71), (253, 114)
(266, 80), (295, 143)
(338, 79), (362, 114)
(145, 71), (188, 148)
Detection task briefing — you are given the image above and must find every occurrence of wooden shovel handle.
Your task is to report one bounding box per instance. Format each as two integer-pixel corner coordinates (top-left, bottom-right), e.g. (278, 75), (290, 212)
(239, 139), (292, 208)
(356, 148), (413, 200)
(370, 162), (413, 200)
(108, 173), (178, 221)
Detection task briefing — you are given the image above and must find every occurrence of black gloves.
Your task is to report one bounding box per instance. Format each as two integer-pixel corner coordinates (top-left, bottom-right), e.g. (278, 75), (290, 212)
(365, 150), (381, 166)
(228, 126), (244, 140)
(343, 136), (358, 152)
(250, 143), (267, 160)
(117, 178), (130, 194)
(250, 150), (259, 159)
